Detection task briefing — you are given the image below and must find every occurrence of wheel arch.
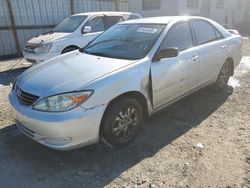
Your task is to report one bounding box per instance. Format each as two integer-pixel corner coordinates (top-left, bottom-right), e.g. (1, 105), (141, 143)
(99, 91), (149, 136)
(225, 57), (234, 76)
(61, 45), (80, 54)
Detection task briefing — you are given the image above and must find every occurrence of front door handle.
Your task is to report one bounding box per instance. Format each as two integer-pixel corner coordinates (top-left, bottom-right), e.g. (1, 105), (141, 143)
(191, 55), (199, 61)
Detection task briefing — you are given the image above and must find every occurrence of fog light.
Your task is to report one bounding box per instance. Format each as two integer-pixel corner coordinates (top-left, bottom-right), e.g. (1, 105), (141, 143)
(42, 137), (72, 146)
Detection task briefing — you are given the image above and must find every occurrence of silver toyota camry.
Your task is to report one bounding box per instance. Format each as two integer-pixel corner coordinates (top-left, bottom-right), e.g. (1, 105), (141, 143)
(9, 16), (242, 150)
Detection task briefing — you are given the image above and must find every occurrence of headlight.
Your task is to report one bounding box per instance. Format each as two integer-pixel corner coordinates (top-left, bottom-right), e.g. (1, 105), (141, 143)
(37, 42), (53, 52)
(33, 91), (93, 112)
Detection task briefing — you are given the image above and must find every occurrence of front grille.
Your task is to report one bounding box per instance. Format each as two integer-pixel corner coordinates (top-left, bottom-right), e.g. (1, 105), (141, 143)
(24, 43), (39, 54)
(24, 48), (36, 53)
(16, 87), (39, 106)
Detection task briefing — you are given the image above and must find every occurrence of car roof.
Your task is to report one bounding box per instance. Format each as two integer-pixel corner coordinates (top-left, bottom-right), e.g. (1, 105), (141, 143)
(120, 16), (209, 24)
(120, 16), (230, 38)
(73, 11), (135, 16)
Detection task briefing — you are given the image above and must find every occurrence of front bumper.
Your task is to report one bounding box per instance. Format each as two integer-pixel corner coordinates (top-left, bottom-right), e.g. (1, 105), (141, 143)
(8, 90), (107, 150)
(23, 51), (61, 63)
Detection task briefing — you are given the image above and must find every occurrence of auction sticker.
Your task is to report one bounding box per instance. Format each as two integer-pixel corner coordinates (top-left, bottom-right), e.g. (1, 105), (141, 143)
(137, 27), (158, 34)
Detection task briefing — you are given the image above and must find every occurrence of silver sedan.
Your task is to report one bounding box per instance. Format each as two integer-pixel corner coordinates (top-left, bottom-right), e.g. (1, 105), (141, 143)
(9, 16), (242, 150)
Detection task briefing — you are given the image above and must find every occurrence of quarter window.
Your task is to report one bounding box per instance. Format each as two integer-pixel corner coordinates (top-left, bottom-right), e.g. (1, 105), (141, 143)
(160, 22), (193, 52)
(215, 29), (224, 40)
(85, 16), (104, 33)
(190, 20), (217, 45)
(128, 14), (140, 20)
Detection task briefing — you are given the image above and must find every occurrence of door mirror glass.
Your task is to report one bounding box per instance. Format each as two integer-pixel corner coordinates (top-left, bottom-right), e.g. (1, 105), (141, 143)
(82, 26), (92, 34)
(154, 48), (179, 61)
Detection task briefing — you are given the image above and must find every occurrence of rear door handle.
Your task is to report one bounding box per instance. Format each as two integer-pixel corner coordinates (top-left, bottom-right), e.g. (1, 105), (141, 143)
(191, 55), (199, 61)
(221, 44), (228, 49)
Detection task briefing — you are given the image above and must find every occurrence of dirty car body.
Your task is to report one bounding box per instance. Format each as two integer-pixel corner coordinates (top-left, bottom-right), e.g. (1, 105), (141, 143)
(9, 16), (242, 150)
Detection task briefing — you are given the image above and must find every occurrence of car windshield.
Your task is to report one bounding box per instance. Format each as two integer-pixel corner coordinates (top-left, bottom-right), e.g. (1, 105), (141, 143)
(53, 15), (87, 33)
(83, 24), (166, 60)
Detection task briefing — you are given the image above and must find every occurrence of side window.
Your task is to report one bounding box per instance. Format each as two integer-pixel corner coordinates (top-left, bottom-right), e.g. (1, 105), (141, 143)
(85, 16), (104, 33)
(103, 16), (123, 30)
(190, 20), (217, 45)
(160, 22), (193, 52)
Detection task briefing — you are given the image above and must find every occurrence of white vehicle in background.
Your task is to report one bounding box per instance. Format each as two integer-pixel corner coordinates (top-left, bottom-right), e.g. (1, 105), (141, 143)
(23, 11), (141, 63)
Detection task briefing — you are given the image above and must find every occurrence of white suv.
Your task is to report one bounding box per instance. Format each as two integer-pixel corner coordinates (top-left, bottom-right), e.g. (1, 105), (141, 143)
(23, 11), (141, 63)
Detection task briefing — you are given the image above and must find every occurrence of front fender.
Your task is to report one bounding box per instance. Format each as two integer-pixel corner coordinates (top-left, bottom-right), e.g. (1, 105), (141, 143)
(80, 59), (153, 115)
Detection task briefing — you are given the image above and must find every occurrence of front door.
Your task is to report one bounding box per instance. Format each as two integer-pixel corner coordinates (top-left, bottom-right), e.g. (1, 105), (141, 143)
(151, 21), (197, 109)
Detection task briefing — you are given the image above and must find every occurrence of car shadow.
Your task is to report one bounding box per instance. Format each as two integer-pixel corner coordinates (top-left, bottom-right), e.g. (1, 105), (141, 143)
(0, 66), (28, 86)
(0, 86), (233, 187)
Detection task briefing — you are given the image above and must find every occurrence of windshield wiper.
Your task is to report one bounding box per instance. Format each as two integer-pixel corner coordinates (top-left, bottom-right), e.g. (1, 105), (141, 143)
(86, 52), (113, 58)
(79, 48), (88, 53)
(84, 39), (120, 50)
(79, 47), (111, 58)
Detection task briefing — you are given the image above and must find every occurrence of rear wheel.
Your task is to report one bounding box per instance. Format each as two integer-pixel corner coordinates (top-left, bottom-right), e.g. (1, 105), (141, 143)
(213, 62), (232, 91)
(101, 98), (144, 147)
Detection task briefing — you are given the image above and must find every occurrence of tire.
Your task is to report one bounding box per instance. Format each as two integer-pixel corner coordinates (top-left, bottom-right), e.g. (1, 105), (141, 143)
(212, 61), (232, 91)
(101, 98), (144, 148)
(62, 47), (78, 54)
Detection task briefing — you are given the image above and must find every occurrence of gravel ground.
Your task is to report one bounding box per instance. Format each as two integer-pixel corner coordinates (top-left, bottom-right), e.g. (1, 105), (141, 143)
(0, 39), (249, 188)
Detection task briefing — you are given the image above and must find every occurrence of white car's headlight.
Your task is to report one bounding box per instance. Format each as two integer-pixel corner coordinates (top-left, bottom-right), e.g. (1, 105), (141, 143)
(33, 91), (93, 112)
(37, 42), (53, 52)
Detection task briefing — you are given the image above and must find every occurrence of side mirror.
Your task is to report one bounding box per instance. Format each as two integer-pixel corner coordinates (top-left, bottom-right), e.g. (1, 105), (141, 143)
(82, 26), (92, 34)
(153, 48), (179, 61)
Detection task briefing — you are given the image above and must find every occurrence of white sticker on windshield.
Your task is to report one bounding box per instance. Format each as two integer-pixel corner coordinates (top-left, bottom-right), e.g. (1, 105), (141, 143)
(137, 27), (158, 34)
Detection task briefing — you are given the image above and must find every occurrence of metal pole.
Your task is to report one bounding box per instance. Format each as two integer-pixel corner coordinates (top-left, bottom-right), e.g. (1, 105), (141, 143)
(70, 0), (74, 15)
(6, 0), (21, 56)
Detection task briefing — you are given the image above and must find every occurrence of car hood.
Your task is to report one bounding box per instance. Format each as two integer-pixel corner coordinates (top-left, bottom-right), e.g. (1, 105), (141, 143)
(17, 51), (136, 98)
(27, 32), (70, 44)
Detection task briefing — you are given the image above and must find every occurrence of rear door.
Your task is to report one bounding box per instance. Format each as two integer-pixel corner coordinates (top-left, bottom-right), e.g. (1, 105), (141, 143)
(151, 21), (198, 109)
(190, 19), (228, 86)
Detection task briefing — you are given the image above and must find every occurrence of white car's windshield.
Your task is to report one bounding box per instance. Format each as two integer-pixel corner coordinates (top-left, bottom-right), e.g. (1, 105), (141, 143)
(83, 24), (166, 60)
(53, 15), (87, 33)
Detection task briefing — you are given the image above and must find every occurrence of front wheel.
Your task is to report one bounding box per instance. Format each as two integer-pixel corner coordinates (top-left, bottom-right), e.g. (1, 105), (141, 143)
(101, 98), (144, 148)
(213, 62), (232, 91)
